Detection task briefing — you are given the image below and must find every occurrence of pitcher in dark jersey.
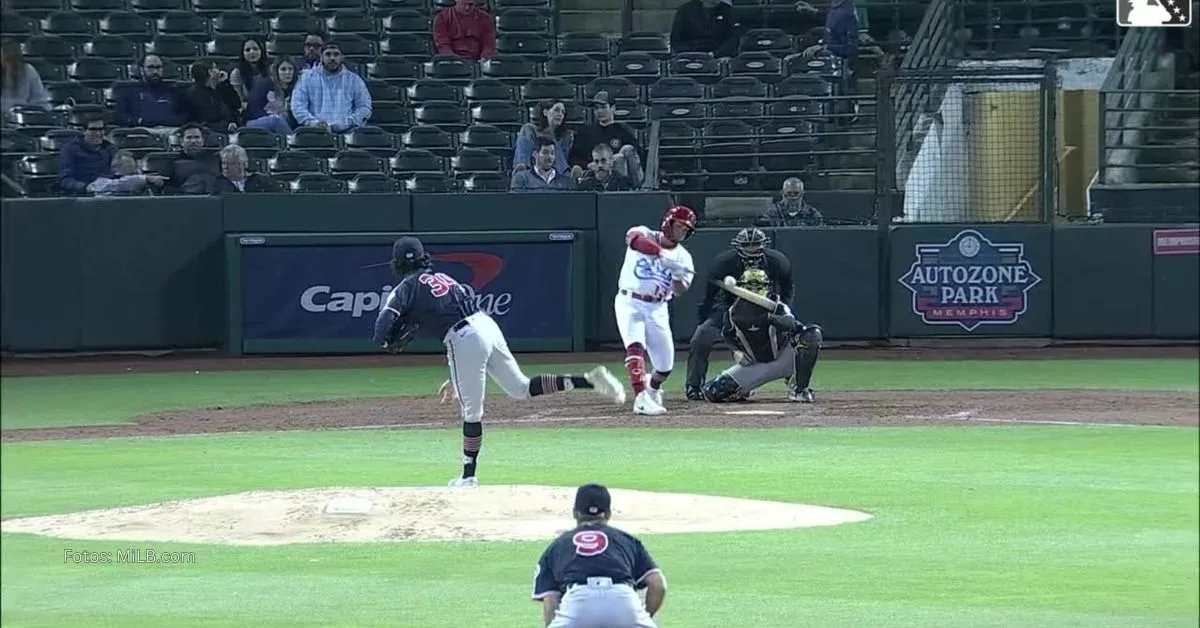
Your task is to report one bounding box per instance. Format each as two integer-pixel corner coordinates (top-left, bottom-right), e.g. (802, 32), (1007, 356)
(372, 237), (626, 487)
(532, 484), (667, 628)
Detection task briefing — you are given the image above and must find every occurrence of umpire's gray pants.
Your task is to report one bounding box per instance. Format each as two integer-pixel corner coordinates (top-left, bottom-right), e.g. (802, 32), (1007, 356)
(547, 578), (657, 628)
(721, 344), (796, 392)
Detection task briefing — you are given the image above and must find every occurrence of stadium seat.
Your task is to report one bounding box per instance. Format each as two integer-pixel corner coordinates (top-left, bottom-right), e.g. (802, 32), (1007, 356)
(14, 153), (61, 197)
(229, 126), (284, 159)
(458, 123), (510, 155)
(286, 127), (341, 159)
(40, 12), (94, 44)
(21, 35), (77, 64)
(424, 55), (475, 84)
(129, 0), (186, 17)
(701, 119), (756, 173)
(364, 78), (403, 103)
(62, 103), (109, 127)
(758, 120), (816, 172)
(1, 12), (40, 38)
(493, 0), (551, 11)
(390, 148), (443, 175)
(27, 59), (68, 82)
(268, 149), (325, 180)
(370, 0), (427, 12)
(342, 125), (397, 158)
(460, 171), (508, 192)
(138, 149), (176, 175)
(379, 33), (431, 58)
(252, 0), (304, 16)
(617, 31), (669, 59)
(738, 28), (793, 57)
(542, 54), (601, 85)
(413, 100), (468, 132)
(310, 0), (366, 17)
(332, 34), (378, 63)
(649, 77), (703, 101)
(348, 172), (399, 192)
(407, 79), (461, 104)
(607, 52), (662, 85)
(650, 100), (706, 127)
(206, 34), (246, 57)
(44, 80), (104, 107)
(469, 101), (523, 134)
(666, 53), (721, 84)
(369, 100), (414, 134)
(711, 99), (765, 127)
(381, 10), (429, 34)
(327, 148), (386, 180)
(67, 57), (124, 87)
(557, 32), (610, 60)
(145, 34), (204, 61)
(496, 33), (551, 60)
(584, 76), (639, 101)
(712, 75), (768, 99)
(612, 99), (648, 129)
(367, 55), (421, 86)
(6, 0), (64, 20)
(6, 108), (63, 135)
(519, 77), (574, 103)
(451, 147), (502, 175)
(267, 9), (320, 34)
(193, 0), (246, 16)
(463, 78), (514, 103)
(775, 73), (831, 98)
(37, 128), (81, 152)
(326, 14), (377, 37)
(401, 124), (455, 158)
(401, 171), (452, 193)
(212, 10), (264, 34)
(84, 34), (140, 62)
(728, 52), (783, 84)
(98, 11), (154, 43)
(155, 10), (209, 41)
(266, 34), (306, 57)
(478, 55), (536, 86)
(290, 172), (348, 193)
(69, 0), (124, 19)
(496, 8), (549, 34)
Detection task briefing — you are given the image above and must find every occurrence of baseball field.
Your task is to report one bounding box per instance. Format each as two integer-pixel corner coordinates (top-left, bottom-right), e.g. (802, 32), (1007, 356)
(1, 345), (1197, 628)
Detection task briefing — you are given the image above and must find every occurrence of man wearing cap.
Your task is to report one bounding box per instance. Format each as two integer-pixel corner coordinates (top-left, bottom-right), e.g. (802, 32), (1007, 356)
(290, 42), (373, 133)
(570, 92), (645, 188)
(532, 484), (667, 627)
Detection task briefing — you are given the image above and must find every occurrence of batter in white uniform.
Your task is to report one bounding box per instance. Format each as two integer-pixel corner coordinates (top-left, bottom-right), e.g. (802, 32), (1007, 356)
(614, 205), (698, 415)
(532, 484), (668, 628)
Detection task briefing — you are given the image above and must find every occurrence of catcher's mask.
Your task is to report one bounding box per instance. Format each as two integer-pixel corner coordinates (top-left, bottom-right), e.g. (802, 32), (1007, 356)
(391, 236), (432, 278)
(739, 268), (770, 297)
(731, 227), (768, 264)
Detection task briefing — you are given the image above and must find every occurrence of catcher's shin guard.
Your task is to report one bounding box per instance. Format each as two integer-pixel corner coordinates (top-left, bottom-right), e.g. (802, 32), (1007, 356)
(791, 325), (823, 390)
(701, 374), (743, 403)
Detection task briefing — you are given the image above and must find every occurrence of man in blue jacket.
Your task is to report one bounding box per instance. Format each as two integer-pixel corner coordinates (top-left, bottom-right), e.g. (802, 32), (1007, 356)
(290, 42), (372, 133)
(57, 115), (119, 195)
(113, 55), (187, 129)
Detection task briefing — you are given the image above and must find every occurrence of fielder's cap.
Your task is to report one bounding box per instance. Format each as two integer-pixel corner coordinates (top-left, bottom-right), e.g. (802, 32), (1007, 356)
(574, 483), (612, 516)
(591, 91), (616, 106)
(391, 236), (425, 261)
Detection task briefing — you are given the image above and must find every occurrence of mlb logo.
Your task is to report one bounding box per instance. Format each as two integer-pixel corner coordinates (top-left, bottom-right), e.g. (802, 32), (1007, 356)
(1116, 0), (1193, 26)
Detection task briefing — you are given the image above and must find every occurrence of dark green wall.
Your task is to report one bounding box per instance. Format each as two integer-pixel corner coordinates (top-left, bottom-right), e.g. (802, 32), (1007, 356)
(1, 194), (1195, 355)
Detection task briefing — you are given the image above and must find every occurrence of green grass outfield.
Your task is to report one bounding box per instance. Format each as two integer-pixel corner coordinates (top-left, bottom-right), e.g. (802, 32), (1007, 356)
(2, 358), (1197, 628)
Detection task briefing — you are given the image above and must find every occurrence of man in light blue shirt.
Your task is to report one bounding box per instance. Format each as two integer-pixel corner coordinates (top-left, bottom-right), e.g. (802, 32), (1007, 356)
(511, 137), (577, 192)
(290, 43), (373, 133)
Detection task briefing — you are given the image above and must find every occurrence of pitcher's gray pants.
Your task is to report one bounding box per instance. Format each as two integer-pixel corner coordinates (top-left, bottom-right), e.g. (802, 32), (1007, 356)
(547, 578), (658, 628)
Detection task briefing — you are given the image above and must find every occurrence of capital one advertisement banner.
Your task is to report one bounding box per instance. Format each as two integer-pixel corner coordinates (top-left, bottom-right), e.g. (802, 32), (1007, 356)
(239, 242), (574, 342)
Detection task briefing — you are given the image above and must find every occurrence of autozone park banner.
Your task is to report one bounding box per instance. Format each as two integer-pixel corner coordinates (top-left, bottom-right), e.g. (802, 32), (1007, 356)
(239, 242), (574, 343)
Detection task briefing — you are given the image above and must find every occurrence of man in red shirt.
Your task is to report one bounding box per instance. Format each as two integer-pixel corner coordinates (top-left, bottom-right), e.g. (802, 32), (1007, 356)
(433, 0), (497, 61)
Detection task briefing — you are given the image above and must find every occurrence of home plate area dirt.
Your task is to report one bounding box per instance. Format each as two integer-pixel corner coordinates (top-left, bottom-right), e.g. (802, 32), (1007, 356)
(4, 389), (1197, 443)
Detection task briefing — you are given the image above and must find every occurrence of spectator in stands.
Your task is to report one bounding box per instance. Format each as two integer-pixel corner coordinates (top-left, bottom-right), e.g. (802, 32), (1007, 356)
(669, 0), (738, 59)
(246, 57), (300, 136)
(114, 54), (188, 130)
(290, 43), (373, 133)
(513, 99), (573, 174)
(576, 144), (632, 192)
(89, 149), (166, 196)
(229, 36), (271, 106)
(212, 144), (275, 194)
(57, 114), (119, 195)
(301, 32), (325, 74)
(183, 60), (242, 133)
(799, 0), (859, 65)
(511, 136), (576, 191)
(166, 123), (221, 194)
(756, 177), (825, 226)
(433, 0), (497, 62)
(1, 39), (51, 112)
(570, 91), (644, 187)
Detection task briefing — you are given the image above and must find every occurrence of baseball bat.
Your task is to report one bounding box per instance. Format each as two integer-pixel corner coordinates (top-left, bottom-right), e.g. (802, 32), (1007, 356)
(711, 279), (780, 312)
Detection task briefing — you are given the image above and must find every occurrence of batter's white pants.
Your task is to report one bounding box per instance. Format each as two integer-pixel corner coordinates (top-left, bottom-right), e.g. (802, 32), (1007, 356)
(547, 578), (658, 628)
(613, 293), (675, 373)
(444, 312), (530, 423)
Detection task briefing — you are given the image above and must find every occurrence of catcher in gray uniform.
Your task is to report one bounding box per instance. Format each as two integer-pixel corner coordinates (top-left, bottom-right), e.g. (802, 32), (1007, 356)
(700, 268), (823, 403)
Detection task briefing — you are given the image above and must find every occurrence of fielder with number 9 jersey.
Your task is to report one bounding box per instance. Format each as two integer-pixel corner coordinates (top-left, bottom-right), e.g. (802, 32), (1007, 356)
(532, 484), (667, 628)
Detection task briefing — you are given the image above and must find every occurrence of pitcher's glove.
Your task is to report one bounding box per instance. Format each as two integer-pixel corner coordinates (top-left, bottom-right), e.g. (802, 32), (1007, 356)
(384, 324), (419, 354)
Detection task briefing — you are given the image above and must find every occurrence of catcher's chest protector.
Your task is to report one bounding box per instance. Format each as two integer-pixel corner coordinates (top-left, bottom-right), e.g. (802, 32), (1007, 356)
(728, 300), (784, 363)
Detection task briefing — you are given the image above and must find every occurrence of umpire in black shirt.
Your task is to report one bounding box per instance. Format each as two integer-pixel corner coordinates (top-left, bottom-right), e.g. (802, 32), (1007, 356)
(684, 227), (794, 399)
(532, 484), (667, 627)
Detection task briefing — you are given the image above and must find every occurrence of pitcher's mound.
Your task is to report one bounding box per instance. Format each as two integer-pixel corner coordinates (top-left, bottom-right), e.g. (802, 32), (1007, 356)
(0, 486), (872, 546)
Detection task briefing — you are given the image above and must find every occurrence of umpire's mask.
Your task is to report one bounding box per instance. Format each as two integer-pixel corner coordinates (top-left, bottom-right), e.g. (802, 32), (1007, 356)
(731, 227), (768, 265)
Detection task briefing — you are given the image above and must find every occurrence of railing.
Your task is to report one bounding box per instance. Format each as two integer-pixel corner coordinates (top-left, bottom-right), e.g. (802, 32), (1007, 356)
(1098, 27), (1200, 186)
(878, 65), (1059, 223)
(642, 118), (661, 191)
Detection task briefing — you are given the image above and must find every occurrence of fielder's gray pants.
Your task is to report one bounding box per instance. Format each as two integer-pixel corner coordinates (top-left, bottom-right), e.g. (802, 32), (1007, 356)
(721, 344), (796, 392)
(547, 578), (657, 628)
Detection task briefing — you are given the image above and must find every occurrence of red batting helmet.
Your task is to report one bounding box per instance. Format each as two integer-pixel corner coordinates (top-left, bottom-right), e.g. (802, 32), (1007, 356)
(661, 205), (697, 242)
